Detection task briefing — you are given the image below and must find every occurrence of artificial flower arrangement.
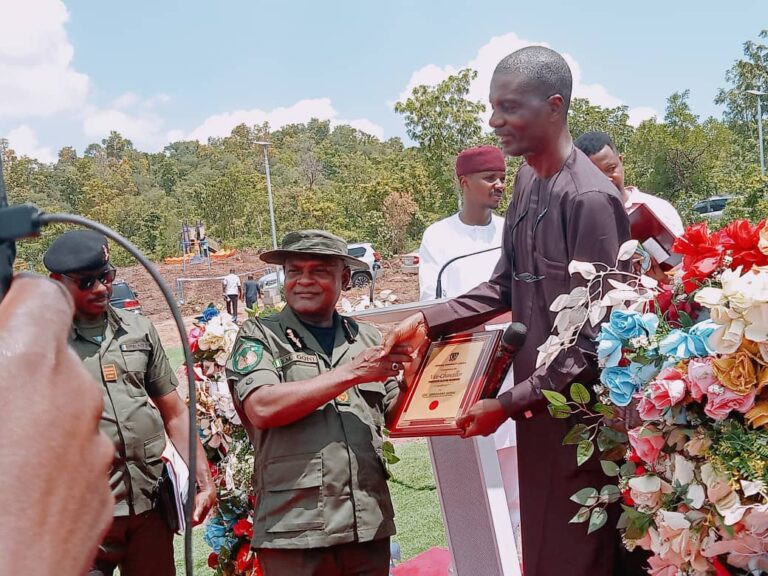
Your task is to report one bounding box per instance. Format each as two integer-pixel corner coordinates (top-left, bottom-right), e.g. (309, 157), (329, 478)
(186, 306), (262, 576)
(538, 219), (768, 574)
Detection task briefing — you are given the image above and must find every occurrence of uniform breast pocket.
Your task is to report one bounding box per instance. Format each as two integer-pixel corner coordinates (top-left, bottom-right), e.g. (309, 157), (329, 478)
(357, 382), (386, 427)
(263, 454), (324, 533)
(121, 350), (150, 396)
(280, 361), (320, 383)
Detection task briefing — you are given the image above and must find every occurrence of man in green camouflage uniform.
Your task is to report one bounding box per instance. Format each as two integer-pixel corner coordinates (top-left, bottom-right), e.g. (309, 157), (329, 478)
(226, 230), (415, 576)
(44, 230), (216, 576)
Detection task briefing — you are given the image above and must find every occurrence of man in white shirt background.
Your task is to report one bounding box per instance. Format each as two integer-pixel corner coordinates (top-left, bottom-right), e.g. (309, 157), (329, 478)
(574, 131), (685, 235)
(419, 145), (506, 301)
(418, 145), (523, 572)
(222, 268), (242, 323)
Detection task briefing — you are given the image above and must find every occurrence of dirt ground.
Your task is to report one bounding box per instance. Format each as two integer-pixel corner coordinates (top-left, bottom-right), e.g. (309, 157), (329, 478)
(117, 250), (420, 349)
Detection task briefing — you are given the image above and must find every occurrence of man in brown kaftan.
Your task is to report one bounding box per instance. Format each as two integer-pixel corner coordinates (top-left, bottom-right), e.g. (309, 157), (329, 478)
(383, 47), (641, 575)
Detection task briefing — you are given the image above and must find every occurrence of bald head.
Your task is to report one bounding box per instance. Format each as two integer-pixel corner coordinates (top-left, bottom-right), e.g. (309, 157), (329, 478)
(493, 46), (572, 116)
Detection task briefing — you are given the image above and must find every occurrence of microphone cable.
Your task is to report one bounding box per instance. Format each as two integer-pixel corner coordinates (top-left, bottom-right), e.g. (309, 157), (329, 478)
(0, 205), (198, 576)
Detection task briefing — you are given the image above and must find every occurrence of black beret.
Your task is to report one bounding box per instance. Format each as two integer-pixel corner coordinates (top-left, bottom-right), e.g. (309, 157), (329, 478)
(43, 230), (110, 274)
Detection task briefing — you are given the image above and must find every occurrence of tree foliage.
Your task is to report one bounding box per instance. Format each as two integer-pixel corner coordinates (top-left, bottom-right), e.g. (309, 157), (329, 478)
(3, 31), (768, 269)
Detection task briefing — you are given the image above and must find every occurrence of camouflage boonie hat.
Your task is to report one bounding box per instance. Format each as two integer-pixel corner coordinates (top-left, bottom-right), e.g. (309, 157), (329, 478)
(260, 230), (368, 271)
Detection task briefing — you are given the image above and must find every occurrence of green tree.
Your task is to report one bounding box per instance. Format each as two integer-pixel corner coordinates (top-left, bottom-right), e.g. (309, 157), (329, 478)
(715, 29), (768, 134)
(395, 68), (486, 212)
(568, 98), (634, 153)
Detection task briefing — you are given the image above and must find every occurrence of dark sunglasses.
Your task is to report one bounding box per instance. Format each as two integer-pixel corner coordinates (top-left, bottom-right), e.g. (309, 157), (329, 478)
(64, 266), (117, 291)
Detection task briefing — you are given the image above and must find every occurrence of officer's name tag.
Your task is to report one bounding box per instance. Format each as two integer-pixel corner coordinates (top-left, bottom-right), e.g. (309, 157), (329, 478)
(102, 364), (118, 382)
(275, 352), (319, 369)
(120, 340), (151, 352)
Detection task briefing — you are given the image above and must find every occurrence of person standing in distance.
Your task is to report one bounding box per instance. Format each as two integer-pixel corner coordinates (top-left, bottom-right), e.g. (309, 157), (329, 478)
(243, 274), (262, 312)
(44, 230), (216, 576)
(382, 47), (643, 575)
(419, 145), (506, 301)
(223, 268), (242, 323)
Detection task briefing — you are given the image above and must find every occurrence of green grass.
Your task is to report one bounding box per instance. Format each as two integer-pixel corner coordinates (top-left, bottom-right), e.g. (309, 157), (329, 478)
(166, 346), (185, 370)
(388, 440), (447, 560)
(171, 440), (445, 571)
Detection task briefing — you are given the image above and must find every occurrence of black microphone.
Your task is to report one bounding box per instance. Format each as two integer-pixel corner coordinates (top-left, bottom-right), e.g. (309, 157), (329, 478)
(434, 246), (502, 299)
(485, 322), (527, 399)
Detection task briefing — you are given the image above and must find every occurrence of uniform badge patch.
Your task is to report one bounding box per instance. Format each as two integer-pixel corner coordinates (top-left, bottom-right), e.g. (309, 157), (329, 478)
(102, 364), (118, 382)
(335, 391), (350, 405)
(233, 340), (264, 374)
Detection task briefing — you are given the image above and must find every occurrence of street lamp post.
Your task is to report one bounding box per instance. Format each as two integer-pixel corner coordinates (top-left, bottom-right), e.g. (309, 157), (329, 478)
(255, 141), (278, 249)
(746, 90), (766, 177)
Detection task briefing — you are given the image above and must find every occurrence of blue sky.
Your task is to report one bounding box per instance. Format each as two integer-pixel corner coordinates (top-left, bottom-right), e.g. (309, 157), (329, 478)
(0, 0), (764, 162)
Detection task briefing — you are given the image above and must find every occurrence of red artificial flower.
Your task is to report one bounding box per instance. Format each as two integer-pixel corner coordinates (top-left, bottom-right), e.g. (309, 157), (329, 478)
(188, 325), (205, 354)
(711, 557), (732, 576)
(207, 552), (219, 569)
(649, 288), (702, 327)
(234, 543), (254, 572)
(672, 222), (724, 292)
(716, 219), (768, 272)
(635, 465), (647, 476)
(233, 518), (254, 539)
(627, 451), (642, 464)
(621, 488), (635, 507)
(252, 556), (264, 576)
(618, 349), (631, 368)
(208, 461), (219, 479)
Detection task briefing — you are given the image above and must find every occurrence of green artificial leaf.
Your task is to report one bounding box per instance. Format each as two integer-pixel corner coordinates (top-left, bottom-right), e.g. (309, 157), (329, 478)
(563, 424), (589, 446)
(385, 454), (401, 465)
(594, 402), (619, 419)
(600, 460), (621, 477)
(588, 508), (608, 534)
(616, 511), (630, 530)
(601, 444), (628, 462)
(570, 487), (599, 506)
(569, 506), (591, 524)
(543, 390), (567, 406)
(678, 310), (693, 328)
(620, 461), (637, 477)
(570, 382), (591, 404)
(620, 505), (653, 540)
(548, 404), (572, 419)
(598, 427), (629, 451)
(600, 484), (622, 503)
(577, 440), (595, 466)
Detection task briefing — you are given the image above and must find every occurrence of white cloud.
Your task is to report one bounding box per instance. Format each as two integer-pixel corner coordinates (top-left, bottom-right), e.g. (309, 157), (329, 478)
(82, 107), (166, 151)
(184, 98), (384, 142)
(112, 92), (140, 109)
(627, 106), (658, 127)
(82, 93), (174, 151)
(7, 124), (56, 163)
(0, 0), (89, 118)
(393, 32), (657, 126)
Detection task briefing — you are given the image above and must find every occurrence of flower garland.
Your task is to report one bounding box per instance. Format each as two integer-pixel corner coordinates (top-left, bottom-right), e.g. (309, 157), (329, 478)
(540, 219), (768, 574)
(186, 307), (262, 576)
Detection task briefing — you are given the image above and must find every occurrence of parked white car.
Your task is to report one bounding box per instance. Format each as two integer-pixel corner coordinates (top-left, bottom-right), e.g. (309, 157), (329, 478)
(401, 252), (419, 274)
(693, 195), (734, 220)
(257, 242), (382, 290)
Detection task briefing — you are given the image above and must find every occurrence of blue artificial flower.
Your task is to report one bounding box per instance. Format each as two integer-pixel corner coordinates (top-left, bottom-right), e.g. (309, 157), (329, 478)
(198, 305), (220, 324)
(600, 366), (637, 407)
(688, 320), (717, 356)
(596, 327), (623, 367)
(659, 321), (716, 359)
(627, 361), (661, 386)
(204, 516), (236, 553)
(607, 310), (659, 341)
